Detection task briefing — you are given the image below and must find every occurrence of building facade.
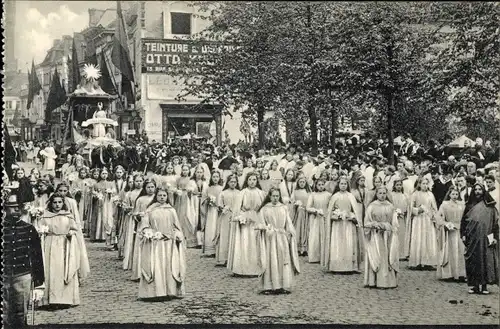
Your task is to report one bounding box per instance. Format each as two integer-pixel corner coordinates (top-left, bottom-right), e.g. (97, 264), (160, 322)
(32, 36), (72, 141)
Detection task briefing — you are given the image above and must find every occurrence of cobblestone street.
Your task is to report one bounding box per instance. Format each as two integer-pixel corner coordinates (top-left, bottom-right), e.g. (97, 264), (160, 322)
(29, 239), (499, 325)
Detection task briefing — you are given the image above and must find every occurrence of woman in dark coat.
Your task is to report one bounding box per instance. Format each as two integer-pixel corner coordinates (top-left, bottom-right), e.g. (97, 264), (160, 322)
(461, 183), (499, 294)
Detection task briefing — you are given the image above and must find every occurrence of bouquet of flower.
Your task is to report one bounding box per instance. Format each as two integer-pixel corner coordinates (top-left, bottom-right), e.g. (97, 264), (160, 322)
(111, 195), (121, 204)
(67, 172), (78, 182)
(37, 225), (49, 235)
(295, 200), (303, 207)
(395, 208), (403, 219)
(176, 189), (183, 196)
(93, 191), (104, 200)
(331, 208), (342, 221)
(141, 228), (154, 240)
(153, 231), (165, 240)
(207, 196), (218, 207)
(29, 207), (44, 219)
(105, 188), (114, 195)
(445, 222), (457, 231)
(232, 214), (247, 225)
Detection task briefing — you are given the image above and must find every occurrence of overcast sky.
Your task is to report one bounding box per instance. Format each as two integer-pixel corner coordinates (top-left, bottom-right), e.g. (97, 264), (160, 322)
(12, 1), (122, 71)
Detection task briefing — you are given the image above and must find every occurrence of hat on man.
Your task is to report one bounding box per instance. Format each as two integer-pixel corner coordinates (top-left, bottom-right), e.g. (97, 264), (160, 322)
(4, 194), (19, 208)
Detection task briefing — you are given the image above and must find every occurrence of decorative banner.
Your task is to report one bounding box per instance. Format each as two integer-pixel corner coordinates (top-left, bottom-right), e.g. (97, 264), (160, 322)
(141, 38), (236, 73)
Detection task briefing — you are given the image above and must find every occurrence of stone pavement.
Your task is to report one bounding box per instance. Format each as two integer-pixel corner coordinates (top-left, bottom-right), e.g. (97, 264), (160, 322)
(29, 240), (499, 325)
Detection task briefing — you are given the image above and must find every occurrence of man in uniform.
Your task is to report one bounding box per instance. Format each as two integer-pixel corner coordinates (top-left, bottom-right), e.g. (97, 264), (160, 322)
(3, 193), (45, 328)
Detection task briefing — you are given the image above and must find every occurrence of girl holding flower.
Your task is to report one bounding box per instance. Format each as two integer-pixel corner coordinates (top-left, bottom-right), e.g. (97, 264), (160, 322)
(435, 186), (466, 281)
(172, 156), (182, 176)
(191, 165), (209, 248)
(112, 166), (127, 250)
(91, 168), (116, 245)
(305, 179), (331, 263)
(325, 170), (339, 194)
(279, 169), (297, 221)
(215, 174), (241, 266)
(85, 169), (101, 237)
(39, 193), (90, 308)
(121, 174), (144, 269)
(227, 172), (266, 276)
(407, 177), (438, 270)
(201, 170), (224, 257)
(268, 160), (283, 186)
(131, 178), (157, 281)
(292, 176), (311, 256)
(324, 177), (362, 272)
(157, 162), (178, 201)
(175, 165), (198, 248)
(55, 182), (81, 228)
(117, 174), (136, 260)
(256, 187), (300, 294)
(259, 169), (273, 195)
(70, 167), (89, 229)
(137, 188), (186, 300)
(388, 179), (410, 260)
(363, 186), (399, 289)
(364, 176), (383, 209)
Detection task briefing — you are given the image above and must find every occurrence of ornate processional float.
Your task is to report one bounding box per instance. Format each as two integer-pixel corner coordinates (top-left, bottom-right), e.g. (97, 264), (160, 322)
(63, 63), (121, 168)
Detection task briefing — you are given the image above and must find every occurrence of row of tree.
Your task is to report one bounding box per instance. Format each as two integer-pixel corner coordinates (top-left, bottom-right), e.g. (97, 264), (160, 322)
(171, 1), (499, 161)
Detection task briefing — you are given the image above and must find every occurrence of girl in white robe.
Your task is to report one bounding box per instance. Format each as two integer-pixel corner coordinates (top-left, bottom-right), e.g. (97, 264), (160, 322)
(407, 177), (438, 269)
(259, 169), (273, 195)
(138, 188), (186, 300)
(256, 187), (301, 294)
(363, 187), (399, 288)
(69, 168), (89, 230)
(118, 175), (136, 260)
(121, 174), (144, 270)
(131, 179), (157, 281)
(215, 174), (241, 266)
(325, 177), (362, 272)
(435, 186), (466, 281)
(190, 165), (209, 247)
(93, 168), (117, 247)
(174, 165), (197, 248)
(388, 179), (410, 260)
(201, 170), (224, 256)
(227, 172), (265, 276)
(292, 176), (311, 256)
(39, 193), (90, 308)
(279, 169), (297, 222)
(155, 162), (178, 203)
(305, 179), (331, 263)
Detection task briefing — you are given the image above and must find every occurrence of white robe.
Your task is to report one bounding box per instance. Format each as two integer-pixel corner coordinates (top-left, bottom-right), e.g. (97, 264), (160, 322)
(41, 147), (57, 171)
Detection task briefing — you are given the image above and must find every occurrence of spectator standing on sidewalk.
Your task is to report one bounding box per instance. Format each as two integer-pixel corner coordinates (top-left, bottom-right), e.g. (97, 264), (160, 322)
(3, 193), (45, 328)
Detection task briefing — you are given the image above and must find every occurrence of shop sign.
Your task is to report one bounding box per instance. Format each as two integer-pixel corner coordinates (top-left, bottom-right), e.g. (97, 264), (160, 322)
(141, 38), (236, 73)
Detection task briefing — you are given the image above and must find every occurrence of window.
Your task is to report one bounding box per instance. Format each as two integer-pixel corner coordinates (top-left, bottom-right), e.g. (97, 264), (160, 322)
(5, 101), (12, 110)
(171, 12), (191, 35)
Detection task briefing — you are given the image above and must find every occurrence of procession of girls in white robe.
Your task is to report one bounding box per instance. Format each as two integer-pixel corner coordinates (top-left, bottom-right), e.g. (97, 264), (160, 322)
(21, 146), (497, 307)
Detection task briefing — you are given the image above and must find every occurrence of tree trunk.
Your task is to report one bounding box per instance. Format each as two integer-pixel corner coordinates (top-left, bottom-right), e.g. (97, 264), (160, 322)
(308, 102), (318, 154)
(330, 107), (336, 148)
(386, 92), (395, 165)
(306, 4), (318, 154)
(257, 107), (265, 149)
